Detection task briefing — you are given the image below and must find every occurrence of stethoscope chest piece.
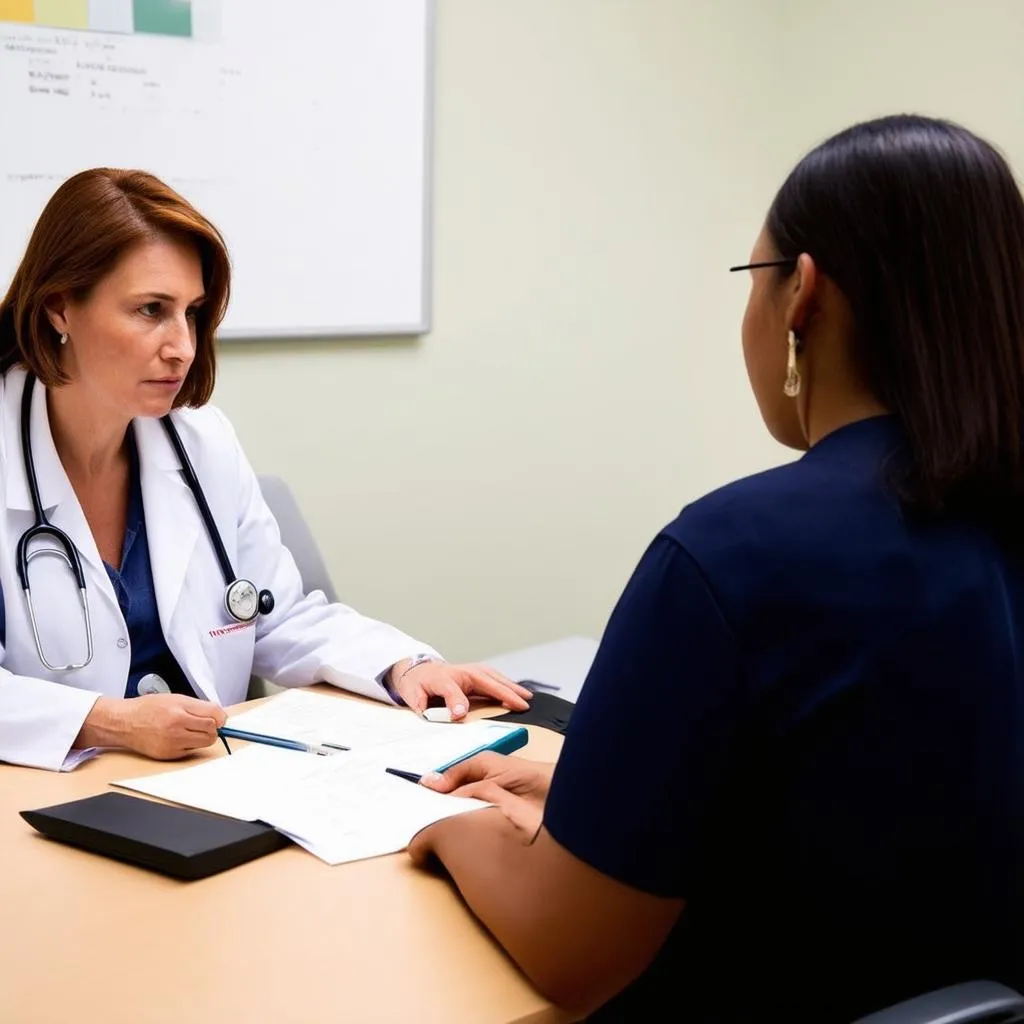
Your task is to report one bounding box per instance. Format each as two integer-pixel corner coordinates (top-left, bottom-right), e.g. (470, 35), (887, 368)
(224, 580), (276, 623)
(137, 674), (171, 696)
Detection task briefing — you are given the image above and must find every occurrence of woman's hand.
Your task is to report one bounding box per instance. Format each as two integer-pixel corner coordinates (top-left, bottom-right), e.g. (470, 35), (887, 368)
(77, 694), (227, 760)
(389, 660), (532, 719)
(419, 752), (554, 834)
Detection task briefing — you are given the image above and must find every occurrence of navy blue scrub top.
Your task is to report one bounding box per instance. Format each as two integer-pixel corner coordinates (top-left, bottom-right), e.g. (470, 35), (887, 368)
(544, 416), (1024, 1023)
(0, 428), (193, 699)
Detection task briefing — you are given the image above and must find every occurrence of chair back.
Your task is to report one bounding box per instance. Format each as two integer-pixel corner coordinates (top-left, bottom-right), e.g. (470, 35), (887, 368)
(248, 475), (338, 699)
(854, 981), (1024, 1024)
(257, 475), (338, 602)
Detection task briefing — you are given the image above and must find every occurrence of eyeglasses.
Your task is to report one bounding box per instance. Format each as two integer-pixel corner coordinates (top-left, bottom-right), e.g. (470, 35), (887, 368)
(729, 259), (797, 273)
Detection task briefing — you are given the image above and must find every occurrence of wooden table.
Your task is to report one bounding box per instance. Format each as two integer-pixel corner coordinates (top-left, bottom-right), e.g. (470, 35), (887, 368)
(0, 687), (567, 1024)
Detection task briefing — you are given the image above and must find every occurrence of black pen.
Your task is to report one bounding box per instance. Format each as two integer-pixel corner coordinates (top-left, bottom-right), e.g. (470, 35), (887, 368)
(385, 766), (423, 785)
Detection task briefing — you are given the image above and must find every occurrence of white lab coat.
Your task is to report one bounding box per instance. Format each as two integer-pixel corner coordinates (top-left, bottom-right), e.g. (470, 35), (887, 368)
(0, 366), (438, 771)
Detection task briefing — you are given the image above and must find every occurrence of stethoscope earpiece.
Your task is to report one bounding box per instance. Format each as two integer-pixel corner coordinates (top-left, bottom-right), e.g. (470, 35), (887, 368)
(258, 590), (275, 616)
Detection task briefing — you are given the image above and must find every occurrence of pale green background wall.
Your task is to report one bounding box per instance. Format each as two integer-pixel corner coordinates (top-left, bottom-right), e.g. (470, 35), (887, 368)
(211, 0), (1024, 661)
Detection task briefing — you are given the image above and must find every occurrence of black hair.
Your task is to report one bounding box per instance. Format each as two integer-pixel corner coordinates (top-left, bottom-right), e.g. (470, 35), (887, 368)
(768, 114), (1024, 535)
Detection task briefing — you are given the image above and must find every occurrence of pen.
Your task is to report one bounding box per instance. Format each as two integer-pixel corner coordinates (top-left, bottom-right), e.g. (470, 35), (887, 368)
(385, 748), (487, 785)
(217, 727), (349, 756)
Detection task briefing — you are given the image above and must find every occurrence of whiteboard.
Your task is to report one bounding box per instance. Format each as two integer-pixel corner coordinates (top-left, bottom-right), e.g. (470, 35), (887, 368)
(0, 0), (433, 338)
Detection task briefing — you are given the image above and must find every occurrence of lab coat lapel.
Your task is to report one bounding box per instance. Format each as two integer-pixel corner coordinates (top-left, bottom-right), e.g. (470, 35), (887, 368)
(134, 416), (202, 639)
(134, 416), (222, 702)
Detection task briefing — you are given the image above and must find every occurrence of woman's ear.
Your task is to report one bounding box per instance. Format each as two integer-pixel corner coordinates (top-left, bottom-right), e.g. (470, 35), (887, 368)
(785, 253), (819, 337)
(43, 297), (69, 337)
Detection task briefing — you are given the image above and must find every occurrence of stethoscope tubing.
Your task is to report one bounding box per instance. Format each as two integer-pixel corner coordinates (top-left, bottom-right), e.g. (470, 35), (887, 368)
(16, 372), (271, 671)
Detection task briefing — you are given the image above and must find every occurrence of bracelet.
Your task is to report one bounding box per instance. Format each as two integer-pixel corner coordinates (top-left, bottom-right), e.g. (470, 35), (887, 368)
(395, 653), (442, 686)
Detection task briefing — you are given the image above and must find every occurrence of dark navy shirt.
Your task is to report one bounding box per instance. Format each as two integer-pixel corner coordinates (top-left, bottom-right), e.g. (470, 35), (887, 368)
(0, 428), (193, 699)
(544, 416), (1024, 1022)
(105, 430), (193, 698)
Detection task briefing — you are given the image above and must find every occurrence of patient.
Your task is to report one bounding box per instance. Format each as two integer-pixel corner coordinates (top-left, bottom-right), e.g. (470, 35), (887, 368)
(408, 115), (1024, 1021)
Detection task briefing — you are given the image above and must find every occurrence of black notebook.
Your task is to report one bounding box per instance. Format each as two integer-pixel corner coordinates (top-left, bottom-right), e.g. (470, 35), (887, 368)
(493, 687), (575, 735)
(21, 792), (290, 880)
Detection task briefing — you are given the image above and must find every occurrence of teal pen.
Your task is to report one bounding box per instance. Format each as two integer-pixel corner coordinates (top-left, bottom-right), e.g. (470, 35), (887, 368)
(386, 727), (529, 783)
(217, 726), (349, 756)
(435, 727), (529, 773)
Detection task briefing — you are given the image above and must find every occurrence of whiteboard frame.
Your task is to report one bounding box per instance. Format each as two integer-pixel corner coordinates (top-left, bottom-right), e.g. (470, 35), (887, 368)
(217, 0), (436, 342)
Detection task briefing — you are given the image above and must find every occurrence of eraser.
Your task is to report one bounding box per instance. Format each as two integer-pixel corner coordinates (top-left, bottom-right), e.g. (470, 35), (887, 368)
(422, 707), (454, 723)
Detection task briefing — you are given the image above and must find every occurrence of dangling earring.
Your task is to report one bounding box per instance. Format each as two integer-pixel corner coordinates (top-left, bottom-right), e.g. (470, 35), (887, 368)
(59, 332), (68, 346)
(783, 329), (801, 398)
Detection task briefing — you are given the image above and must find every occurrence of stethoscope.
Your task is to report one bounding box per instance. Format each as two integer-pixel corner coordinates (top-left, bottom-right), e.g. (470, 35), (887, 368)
(17, 372), (275, 672)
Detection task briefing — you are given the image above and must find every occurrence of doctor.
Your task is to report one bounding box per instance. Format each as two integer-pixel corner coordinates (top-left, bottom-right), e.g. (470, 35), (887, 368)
(0, 168), (531, 772)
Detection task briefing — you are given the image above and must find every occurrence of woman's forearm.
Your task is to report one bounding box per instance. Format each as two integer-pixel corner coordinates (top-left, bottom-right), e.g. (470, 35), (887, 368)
(425, 810), (569, 1000)
(74, 696), (131, 748)
(425, 811), (680, 1016)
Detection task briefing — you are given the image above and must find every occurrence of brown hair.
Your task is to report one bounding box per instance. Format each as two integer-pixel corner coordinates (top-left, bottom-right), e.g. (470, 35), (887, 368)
(0, 168), (230, 407)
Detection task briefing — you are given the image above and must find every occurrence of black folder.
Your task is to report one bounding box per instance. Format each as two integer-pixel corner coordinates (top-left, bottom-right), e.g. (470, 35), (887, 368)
(21, 792), (289, 880)
(493, 688), (575, 735)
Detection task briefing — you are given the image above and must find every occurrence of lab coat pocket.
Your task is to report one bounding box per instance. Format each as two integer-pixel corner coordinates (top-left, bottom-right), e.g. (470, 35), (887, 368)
(200, 619), (256, 705)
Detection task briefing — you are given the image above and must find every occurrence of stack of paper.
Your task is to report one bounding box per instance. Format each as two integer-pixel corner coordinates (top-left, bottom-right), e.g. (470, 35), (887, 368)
(113, 691), (527, 865)
(223, 689), (525, 776)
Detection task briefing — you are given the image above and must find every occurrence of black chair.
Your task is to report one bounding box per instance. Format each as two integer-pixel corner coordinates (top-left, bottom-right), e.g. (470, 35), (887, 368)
(854, 981), (1024, 1023)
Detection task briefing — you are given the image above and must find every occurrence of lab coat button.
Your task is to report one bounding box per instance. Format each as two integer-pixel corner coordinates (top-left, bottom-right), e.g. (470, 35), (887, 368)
(116, 638), (128, 649)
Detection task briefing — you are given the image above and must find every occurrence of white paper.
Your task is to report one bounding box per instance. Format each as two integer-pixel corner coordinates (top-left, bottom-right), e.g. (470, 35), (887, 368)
(113, 745), (306, 821)
(370, 721), (528, 776)
(226, 690), (432, 747)
(111, 691), (523, 865)
(112, 745), (490, 865)
(225, 690), (523, 775)
(255, 753), (488, 866)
